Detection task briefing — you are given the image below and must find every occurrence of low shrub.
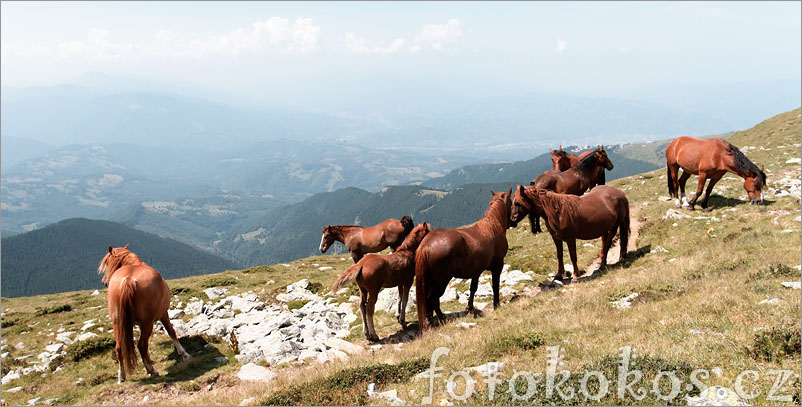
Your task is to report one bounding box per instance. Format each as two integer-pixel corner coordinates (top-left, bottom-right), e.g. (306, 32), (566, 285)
(486, 331), (546, 357)
(746, 263), (798, 282)
(751, 327), (801, 362)
(200, 275), (237, 288)
(66, 336), (115, 362)
(241, 265), (277, 274)
(34, 304), (72, 317)
(287, 299), (311, 310)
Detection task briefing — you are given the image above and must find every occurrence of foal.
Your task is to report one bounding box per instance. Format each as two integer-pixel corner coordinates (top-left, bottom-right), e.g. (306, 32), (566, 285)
(320, 216), (414, 262)
(99, 245), (191, 383)
(331, 222), (430, 341)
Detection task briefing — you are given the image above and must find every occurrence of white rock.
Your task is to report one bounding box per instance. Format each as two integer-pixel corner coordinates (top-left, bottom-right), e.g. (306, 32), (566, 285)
(204, 287), (228, 300)
(80, 322), (96, 332)
(785, 157), (801, 164)
(781, 281), (801, 289)
(456, 322), (476, 329)
(686, 385), (749, 406)
(325, 337), (363, 355)
(184, 300), (204, 315)
(650, 245), (669, 253)
(6, 386), (23, 393)
(27, 397), (42, 406)
(75, 332), (98, 342)
(318, 266), (333, 271)
(90, 290), (100, 296)
(239, 397), (257, 406)
(611, 293), (639, 309)
(237, 363), (276, 382)
(758, 298), (782, 305)
(2, 370), (20, 385)
(663, 208), (691, 220)
(466, 361), (506, 376)
(370, 388), (405, 405)
(44, 343), (64, 353)
(168, 309), (184, 319)
(474, 283), (494, 298)
(583, 243), (595, 248)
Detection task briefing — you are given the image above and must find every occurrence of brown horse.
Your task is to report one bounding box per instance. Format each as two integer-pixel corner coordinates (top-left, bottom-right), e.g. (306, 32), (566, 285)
(547, 146), (593, 172)
(529, 146), (614, 233)
(510, 185), (629, 281)
(666, 137), (766, 211)
(98, 244), (191, 383)
(331, 222), (431, 341)
(320, 216), (414, 262)
(415, 190), (512, 330)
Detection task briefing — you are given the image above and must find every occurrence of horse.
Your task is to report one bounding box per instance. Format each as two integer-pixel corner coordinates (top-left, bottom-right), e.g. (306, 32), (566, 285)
(320, 216), (414, 263)
(666, 137), (766, 211)
(98, 244), (191, 383)
(547, 146), (593, 172)
(331, 222), (431, 341)
(529, 146), (614, 233)
(415, 189), (512, 330)
(510, 185), (629, 281)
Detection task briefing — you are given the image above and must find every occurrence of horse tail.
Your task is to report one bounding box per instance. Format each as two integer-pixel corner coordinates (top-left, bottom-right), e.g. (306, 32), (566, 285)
(415, 248), (431, 331)
(666, 165), (675, 196)
(332, 264), (362, 292)
(116, 276), (138, 375)
(400, 215), (414, 234)
(619, 199), (630, 259)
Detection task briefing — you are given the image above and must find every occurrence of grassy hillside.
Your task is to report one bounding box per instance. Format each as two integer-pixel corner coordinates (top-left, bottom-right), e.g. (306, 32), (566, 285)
(1, 218), (241, 298)
(1, 109), (799, 406)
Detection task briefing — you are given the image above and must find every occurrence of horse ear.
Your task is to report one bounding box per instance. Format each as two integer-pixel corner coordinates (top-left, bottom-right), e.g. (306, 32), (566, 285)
(549, 149), (553, 154)
(508, 187), (513, 196)
(600, 145), (604, 151)
(124, 243), (129, 249)
(559, 145), (563, 152)
(490, 190), (495, 196)
(108, 246), (113, 254)
(760, 165), (765, 172)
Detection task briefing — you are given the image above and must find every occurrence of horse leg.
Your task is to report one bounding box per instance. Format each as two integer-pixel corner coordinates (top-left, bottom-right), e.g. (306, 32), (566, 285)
(160, 315), (191, 361)
(359, 286), (369, 339)
(668, 164), (681, 203)
(366, 289), (380, 342)
(466, 277), (478, 314)
(678, 171), (692, 207)
(566, 239), (580, 278)
(551, 235), (566, 280)
(700, 176), (722, 212)
(351, 251), (362, 263)
(599, 232), (615, 271)
(688, 172), (708, 211)
(113, 324), (127, 383)
(398, 283), (410, 329)
(528, 212), (541, 234)
(491, 264), (502, 309)
(138, 323), (159, 377)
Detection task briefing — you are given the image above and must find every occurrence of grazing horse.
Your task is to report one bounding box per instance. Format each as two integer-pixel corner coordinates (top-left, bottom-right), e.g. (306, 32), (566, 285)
(529, 146), (614, 233)
(666, 137), (766, 211)
(331, 222), (431, 341)
(98, 245), (191, 383)
(320, 216), (414, 263)
(415, 190), (512, 330)
(510, 185), (629, 281)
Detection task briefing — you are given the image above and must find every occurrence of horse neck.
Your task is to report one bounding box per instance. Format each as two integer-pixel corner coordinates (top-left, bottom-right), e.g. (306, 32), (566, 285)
(101, 252), (143, 286)
(478, 199), (508, 234)
(530, 189), (576, 222)
(332, 226), (360, 242)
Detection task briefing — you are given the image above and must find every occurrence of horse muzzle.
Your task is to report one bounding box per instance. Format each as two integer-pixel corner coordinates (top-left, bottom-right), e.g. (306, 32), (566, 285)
(509, 219), (519, 229)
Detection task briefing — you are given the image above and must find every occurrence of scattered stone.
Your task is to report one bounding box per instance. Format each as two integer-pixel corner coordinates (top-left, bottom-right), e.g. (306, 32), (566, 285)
(44, 343), (64, 353)
(686, 385), (749, 406)
(466, 361), (506, 375)
(204, 287), (228, 300)
(184, 300), (204, 315)
(237, 363), (276, 382)
(657, 196), (672, 202)
(14, 342), (25, 350)
(239, 397), (257, 406)
(75, 332), (98, 342)
(168, 309), (184, 319)
(90, 290), (100, 296)
(759, 298), (782, 305)
(781, 281), (801, 289)
(326, 337), (363, 355)
(27, 397), (42, 406)
(611, 293), (639, 309)
(650, 245), (669, 253)
(318, 266), (333, 271)
(456, 322), (476, 329)
(664, 208), (691, 220)
(6, 386), (23, 393)
(785, 157), (801, 164)
(2, 370), (20, 385)
(583, 243), (595, 248)
(668, 258), (677, 263)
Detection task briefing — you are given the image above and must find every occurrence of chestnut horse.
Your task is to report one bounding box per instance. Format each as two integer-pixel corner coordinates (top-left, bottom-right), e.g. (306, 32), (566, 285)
(666, 137), (766, 211)
(98, 245), (191, 383)
(529, 146), (614, 233)
(320, 216), (414, 263)
(331, 222), (431, 341)
(548, 146), (593, 172)
(510, 185), (629, 281)
(415, 190), (512, 330)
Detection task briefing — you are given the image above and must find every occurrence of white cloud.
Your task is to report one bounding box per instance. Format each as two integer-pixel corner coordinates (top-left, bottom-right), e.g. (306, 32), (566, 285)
(556, 39), (567, 53)
(344, 32), (406, 54)
(3, 18), (320, 61)
(414, 18), (464, 50)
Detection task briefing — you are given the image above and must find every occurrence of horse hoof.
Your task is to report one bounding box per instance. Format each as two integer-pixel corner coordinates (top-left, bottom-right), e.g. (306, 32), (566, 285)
(148, 370), (160, 377)
(702, 207), (712, 213)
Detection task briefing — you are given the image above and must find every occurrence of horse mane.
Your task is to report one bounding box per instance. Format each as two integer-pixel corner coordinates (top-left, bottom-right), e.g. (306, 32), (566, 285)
(726, 142), (766, 188)
(481, 194), (510, 231)
(400, 216), (414, 234)
(527, 188), (581, 225)
(397, 224), (428, 252)
(326, 225), (362, 235)
(98, 248), (143, 287)
(571, 148), (600, 173)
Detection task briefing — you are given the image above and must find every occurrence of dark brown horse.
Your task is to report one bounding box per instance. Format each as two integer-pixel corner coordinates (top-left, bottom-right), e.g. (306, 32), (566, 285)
(529, 146), (614, 233)
(415, 190), (512, 330)
(331, 222), (431, 341)
(510, 185), (629, 281)
(320, 215), (414, 262)
(666, 137), (766, 211)
(98, 245), (191, 383)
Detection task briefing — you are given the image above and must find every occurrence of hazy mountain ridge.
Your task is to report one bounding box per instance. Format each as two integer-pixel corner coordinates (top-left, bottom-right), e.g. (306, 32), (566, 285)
(0, 218), (241, 298)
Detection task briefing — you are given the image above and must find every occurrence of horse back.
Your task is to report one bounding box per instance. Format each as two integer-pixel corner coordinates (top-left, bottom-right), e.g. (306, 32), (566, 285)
(107, 264), (169, 322)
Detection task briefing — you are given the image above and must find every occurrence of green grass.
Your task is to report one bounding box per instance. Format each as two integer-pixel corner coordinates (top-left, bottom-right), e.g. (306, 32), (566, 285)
(66, 336), (116, 362)
(34, 303), (72, 317)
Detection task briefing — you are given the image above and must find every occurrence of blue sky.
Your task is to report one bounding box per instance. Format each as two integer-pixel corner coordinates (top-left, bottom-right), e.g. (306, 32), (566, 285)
(2, 1), (800, 108)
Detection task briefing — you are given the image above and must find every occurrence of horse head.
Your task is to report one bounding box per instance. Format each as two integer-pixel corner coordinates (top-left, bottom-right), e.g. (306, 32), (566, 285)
(319, 226), (338, 253)
(399, 222), (431, 252)
(549, 147), (571, 171)
(489, 188), (513, 227)
(510, 185), (534, 228)
(744, 165), (766, 205)
(98, 244), (136, 286)
(594, 146), (614, 171)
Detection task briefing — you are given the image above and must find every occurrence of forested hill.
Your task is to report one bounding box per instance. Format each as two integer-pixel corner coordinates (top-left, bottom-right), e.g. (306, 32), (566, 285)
(1, 218), (241, 298)
(421, 148), (659, 190)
